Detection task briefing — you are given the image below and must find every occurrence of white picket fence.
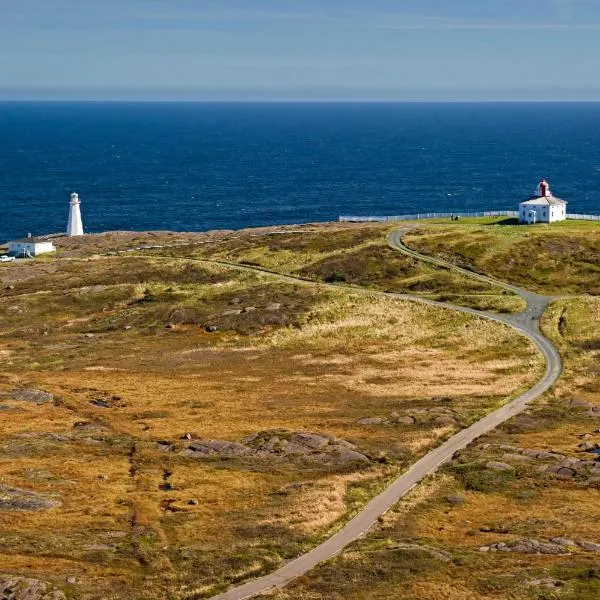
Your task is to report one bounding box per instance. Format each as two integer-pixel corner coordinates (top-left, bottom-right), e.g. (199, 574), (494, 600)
(567, 213), (600, 221)
(339, 211), (600, 223)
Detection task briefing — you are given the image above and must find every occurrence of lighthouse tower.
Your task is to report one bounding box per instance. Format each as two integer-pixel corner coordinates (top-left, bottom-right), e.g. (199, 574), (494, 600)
(67, 193), (84, 237)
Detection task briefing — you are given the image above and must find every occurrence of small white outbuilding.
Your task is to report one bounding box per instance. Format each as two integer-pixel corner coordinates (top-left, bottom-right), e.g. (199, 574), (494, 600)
(519, 179), (567, 224)
(7, 235), (56, 258)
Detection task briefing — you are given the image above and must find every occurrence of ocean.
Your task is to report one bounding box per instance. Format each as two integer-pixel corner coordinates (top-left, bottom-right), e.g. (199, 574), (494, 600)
(1, 102), (599, 243)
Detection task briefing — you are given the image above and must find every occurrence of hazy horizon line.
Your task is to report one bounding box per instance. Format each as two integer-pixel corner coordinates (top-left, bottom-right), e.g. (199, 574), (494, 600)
(2, 99), (600, 104)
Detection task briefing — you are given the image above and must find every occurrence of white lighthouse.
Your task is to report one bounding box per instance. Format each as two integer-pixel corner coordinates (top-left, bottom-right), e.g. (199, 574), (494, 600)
(67, 192), (84, 237)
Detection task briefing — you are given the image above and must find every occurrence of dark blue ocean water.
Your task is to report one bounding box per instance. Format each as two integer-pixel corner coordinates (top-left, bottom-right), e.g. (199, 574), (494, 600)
(1, 102), (600, 243)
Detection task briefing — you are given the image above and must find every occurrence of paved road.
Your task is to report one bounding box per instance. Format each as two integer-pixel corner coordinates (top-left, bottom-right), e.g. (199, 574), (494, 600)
(206, 228), (562, 600)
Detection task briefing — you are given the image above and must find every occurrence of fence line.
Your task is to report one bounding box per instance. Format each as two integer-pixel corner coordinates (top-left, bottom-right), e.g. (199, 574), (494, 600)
(339, 211), (600, 223)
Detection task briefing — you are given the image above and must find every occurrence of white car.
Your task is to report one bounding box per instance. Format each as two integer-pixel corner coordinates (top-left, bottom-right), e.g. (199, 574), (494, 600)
(0, 255), (15, 262)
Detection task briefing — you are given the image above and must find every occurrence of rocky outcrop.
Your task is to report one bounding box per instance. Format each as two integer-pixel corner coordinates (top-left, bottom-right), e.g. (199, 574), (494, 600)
(477, 443), (600, 481)
(0, 575), (66, 600)
(568, 398), (600, 417)
(0, 389), (54, 405)
(0, 484), (61, 511)
(169, 430), (371, 466)
(480, 537), (600, 555)
(357, 406), (462, 428)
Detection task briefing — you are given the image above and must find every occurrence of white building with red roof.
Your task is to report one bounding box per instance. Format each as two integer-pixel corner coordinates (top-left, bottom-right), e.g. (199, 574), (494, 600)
(519, 180), (567, 224)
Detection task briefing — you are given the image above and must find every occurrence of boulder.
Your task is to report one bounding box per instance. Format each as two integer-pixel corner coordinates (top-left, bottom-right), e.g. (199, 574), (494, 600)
(537, 451), (565, 461)
(265, 303), (282, 311)
(289, 432), (332, 450)
(2, 389), (54, 405)
(395, 416), (416, 425)
(0, 485), (60, 511)
(556, 467), (576, 478)
(357, 417), (388, 426)
(577, 540), (600, 553)
(485, 461), (515, 472)
(0, 575), (66, 600)
(445, 494), (466, 505)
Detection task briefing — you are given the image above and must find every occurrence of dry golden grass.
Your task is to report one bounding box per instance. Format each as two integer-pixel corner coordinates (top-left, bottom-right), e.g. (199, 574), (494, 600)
(0, 238), (543, 598)
(265, 296), (600, 600)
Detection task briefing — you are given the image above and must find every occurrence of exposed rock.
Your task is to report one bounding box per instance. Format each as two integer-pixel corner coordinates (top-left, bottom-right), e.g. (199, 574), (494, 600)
(183, 440), (253, 459)
(485, 461), (515, 472)
(1, 389), (54, 405)
(537, 451), (565, 461)
(498, 444), (518, 452)
(243, 306), (257, 313)
(569, 398), (591, 408)
(265, 303), (282, 311)
(177, 430), (370, 466)
(521, 448), (542, 458)
(356, 417), (388, 426)
(0, 575), (66, 600)
(0, 484), (61, 511)
(551, 537), (577, 548)
(290, 433), (333, 450)
(578, 442), (599, 451)
(205, 325), (217, 333)
(222, 309), (242, 316)
(395, 416), (416, 425)
(576, 540), (600, 553)
(485, 539), (567, 555)
(446, 494), (466, 505)
(483, 537), (600, 555)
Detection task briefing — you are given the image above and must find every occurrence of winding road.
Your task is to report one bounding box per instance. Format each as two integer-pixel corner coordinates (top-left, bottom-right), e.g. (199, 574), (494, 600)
(196, 228), (563, 600)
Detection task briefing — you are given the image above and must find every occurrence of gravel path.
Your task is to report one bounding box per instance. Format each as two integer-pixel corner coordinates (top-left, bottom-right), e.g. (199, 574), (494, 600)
(207, 228), (562, 600)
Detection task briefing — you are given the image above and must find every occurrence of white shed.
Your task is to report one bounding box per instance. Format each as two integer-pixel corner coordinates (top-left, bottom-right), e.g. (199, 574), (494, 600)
(7, 236), (56, 258)
(519, 180), (567, 224)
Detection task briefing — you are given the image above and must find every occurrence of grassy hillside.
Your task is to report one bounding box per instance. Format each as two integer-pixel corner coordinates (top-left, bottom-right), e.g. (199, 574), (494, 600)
(0, 232), (541, 600)
(159, 225), (524, 313)
(403, 218), (600, 295)
(264, 296), (600, 600)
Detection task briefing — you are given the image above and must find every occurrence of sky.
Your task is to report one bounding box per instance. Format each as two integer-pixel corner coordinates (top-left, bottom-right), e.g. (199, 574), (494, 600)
(1, 0), (600, 101)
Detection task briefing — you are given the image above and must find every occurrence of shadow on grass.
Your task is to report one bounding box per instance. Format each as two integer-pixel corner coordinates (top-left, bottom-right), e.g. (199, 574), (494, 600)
(486, 218), (520, 226)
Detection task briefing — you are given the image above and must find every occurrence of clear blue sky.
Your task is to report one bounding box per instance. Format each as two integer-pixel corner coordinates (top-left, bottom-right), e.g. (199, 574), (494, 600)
(2, 0), (600, 100)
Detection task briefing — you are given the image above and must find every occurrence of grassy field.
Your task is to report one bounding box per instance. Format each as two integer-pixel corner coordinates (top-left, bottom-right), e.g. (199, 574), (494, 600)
(154, 225), (524, 313)
(403, 218), (600, 295)
(0, 230), (542, 600)
(264, 296), (600, 600)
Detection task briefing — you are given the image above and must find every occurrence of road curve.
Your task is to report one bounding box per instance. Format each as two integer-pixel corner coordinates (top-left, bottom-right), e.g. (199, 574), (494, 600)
(177, 230), (563, 600)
